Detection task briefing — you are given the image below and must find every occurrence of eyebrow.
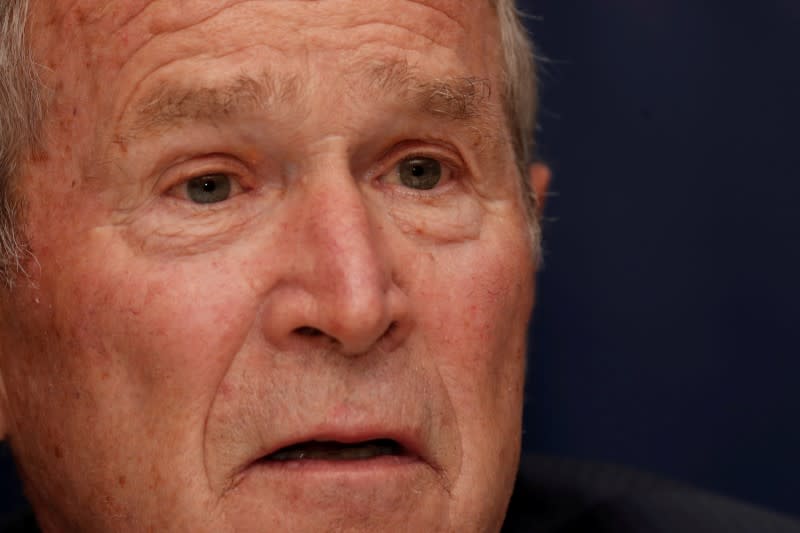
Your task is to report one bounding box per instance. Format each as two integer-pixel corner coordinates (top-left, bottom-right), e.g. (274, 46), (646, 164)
(126, 60), (495, 136)
(129, 71), (300, 133)
(364, 59), (493, 121)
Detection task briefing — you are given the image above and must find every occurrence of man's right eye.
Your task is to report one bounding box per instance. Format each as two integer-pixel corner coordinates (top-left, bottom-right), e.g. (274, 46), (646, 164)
(180, 173), (238, 204)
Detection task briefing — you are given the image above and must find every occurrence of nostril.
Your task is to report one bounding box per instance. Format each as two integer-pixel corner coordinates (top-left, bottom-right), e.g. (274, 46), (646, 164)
(291, 321), (399, 354)
(294, 326), (325, 337)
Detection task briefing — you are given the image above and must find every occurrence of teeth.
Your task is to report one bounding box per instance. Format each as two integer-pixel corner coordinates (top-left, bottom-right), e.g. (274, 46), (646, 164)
(267, 440), (401, 461)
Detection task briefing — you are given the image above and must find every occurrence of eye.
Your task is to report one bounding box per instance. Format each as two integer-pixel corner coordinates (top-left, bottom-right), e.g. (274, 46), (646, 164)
(395, 157), (443, 190)
(184, 173), (234, 204)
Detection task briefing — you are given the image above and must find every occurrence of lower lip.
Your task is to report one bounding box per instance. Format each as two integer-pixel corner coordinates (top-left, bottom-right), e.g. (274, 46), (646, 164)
(229, 454), (439, 525)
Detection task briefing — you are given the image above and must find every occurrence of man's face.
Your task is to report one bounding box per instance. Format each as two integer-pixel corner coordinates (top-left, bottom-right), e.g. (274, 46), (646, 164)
(0, 1), (537, 531)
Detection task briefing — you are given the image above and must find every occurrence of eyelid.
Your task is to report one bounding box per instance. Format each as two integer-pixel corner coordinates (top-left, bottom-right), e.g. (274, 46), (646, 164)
(160, 155), (253, 200)
(374, 143), (463, 187)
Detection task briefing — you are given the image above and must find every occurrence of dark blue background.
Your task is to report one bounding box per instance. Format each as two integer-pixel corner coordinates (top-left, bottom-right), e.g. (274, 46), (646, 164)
(522, 0), (800, 519)
(2, 0), (799, 521)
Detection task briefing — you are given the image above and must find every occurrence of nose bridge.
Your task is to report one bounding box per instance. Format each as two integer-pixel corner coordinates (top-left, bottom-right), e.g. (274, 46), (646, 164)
(307, 176), (387, 301)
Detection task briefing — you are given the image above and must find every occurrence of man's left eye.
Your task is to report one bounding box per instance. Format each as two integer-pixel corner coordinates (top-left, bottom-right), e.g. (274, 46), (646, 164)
(183, 173), (235, 204)
(395, 157), (443, 190)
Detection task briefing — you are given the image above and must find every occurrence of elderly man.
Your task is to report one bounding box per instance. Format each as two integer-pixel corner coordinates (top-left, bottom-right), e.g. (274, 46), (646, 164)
(0, 1), (798, 532)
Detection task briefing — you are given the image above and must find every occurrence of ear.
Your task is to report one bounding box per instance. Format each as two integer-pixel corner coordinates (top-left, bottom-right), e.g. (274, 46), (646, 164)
(528, 162), (551, 221)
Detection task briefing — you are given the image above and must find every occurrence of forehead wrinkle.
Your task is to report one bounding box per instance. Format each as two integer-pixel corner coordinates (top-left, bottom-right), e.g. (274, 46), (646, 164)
(404, 0), (469, 30)
(54, 0), (237, 35)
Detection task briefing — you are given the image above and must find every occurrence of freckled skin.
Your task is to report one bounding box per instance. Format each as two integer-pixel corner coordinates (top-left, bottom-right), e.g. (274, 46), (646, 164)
(0, 1), (538, 532)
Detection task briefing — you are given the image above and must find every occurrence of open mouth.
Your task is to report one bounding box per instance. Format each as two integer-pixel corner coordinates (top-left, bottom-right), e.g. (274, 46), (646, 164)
(263, 439), (406, 462)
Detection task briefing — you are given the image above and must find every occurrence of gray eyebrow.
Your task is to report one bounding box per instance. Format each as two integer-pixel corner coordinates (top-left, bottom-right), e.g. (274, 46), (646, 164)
(128, 70), (301, 134)
(125, 60), (496, 136)
(364, 59), (493, 121)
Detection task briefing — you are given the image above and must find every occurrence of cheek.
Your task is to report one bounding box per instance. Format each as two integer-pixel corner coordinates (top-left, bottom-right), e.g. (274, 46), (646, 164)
(417, 234), (533, 426)
(4, 218), (263, 526)
(15, 239), (260, 514)
(35, 234), (260, 440)
(82, 263), (247, 389)
(408, 230), (533, 524)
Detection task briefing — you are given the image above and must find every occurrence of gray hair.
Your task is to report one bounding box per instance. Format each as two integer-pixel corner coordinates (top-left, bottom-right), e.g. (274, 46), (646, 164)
(0, 0), (42, 287)
(0, 0), (539, 287)
(494, 0), (541, 251)
(496, 0), (538, 173)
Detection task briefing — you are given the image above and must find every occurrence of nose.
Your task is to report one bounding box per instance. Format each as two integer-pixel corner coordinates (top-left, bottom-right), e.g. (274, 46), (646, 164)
(260, 165), (408, 356)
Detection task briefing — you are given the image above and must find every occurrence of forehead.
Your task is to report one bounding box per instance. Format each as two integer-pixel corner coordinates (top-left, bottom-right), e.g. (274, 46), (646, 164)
(35, 0), (497, 50)
(32, 0), (504, 123)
